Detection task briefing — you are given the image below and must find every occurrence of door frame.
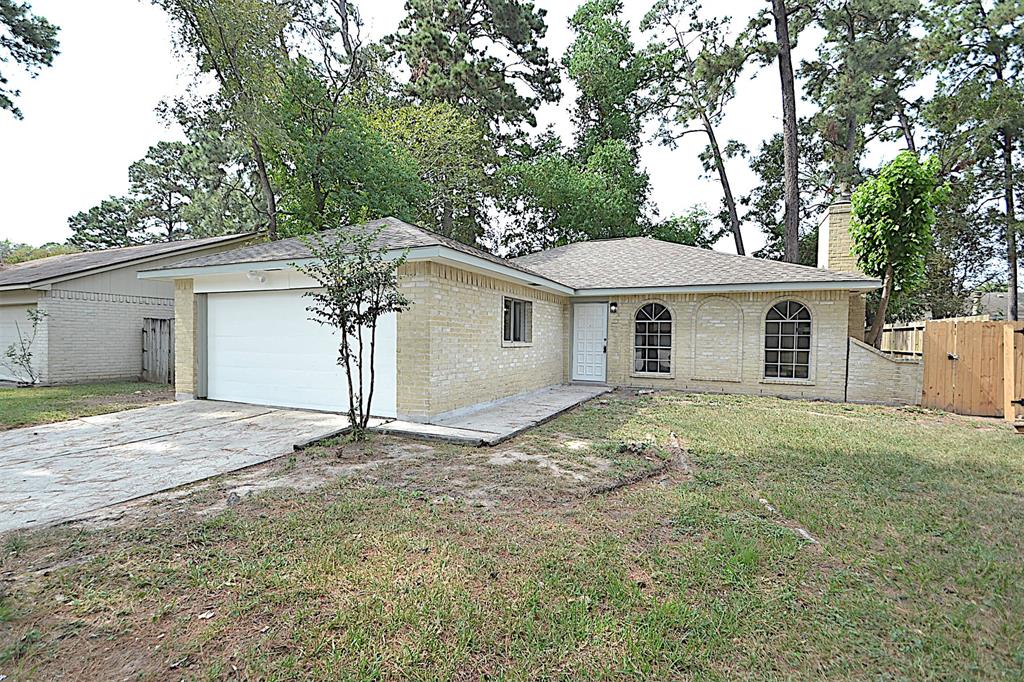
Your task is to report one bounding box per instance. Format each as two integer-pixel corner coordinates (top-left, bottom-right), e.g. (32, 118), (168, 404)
(571, 301), (609, 383)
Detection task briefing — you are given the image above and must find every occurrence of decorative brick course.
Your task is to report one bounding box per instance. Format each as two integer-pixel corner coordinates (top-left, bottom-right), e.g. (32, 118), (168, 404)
(38, 289), (172, 385)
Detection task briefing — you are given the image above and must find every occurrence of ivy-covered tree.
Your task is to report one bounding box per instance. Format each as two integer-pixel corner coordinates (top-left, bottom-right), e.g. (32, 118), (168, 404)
(385, 0), (561, 137)
(850, 151), (946, 346)
(0, 0), (59, 118)
(642, 0), (753, 254)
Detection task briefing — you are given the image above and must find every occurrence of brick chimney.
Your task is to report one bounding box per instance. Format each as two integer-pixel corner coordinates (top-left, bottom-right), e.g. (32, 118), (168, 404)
(818, 197), (867, 341)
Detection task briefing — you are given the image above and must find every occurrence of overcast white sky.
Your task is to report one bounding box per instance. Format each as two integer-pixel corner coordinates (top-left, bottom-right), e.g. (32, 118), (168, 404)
(0, 0), (810, 253)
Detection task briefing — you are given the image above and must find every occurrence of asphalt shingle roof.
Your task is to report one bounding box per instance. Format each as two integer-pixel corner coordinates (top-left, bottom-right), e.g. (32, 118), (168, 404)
(0, 234), (252, 288)
(148, 221), (878, 292)
(511, 237), (876, 290)
(157, 217), (553, 282)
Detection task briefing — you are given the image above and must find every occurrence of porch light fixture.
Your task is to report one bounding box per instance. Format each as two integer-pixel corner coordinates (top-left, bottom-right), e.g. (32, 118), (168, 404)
(246, 270), (267, 284)
(609, 302), (618, 314)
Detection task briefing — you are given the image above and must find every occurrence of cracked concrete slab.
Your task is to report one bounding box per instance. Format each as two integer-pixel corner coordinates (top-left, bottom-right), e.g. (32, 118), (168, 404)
(0, 401), (349, 533)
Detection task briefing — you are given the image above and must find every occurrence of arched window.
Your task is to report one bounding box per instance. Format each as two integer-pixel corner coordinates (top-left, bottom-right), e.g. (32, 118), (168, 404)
(765, 301), (811, 379)
(635, 303), (672, 374)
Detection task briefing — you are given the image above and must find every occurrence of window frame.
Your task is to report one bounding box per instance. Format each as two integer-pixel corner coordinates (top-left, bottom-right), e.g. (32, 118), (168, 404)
(502, 296), (533, 347)
(631, 301), (675, 378)
(761, 299), (815, 384)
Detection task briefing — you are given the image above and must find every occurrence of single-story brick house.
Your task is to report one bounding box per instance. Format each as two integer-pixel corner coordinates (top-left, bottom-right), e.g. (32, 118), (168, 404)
(139, 201), (922, 421)
(0, 234), (252, 384)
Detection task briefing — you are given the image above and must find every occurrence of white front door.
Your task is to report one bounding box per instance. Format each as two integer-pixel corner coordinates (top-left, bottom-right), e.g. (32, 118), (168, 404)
(572, 302), (608, 382)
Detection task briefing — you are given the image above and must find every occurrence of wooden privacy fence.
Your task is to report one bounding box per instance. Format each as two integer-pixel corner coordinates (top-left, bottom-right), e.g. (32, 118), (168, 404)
(881, 315), (989, 358)
(142, 317), (174, 384)
(921, 319), (1024, 421)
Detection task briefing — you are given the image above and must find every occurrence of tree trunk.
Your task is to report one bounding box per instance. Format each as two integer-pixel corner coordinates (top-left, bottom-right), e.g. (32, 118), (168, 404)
(251, 135), (279, 240)
(896, 101), (916, 153)
(771, 0), (801, 263)
(1004, 129), (1018, 321)
(703, 114), (745, 255)
(866, 263), (894, 348)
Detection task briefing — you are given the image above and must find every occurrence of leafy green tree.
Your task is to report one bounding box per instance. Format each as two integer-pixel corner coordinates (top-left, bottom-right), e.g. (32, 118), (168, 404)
(68, 197), (146, 250)
(749, 0), (812, 262)
(642, 0), (752, 254)
(369, 102), (494, 244)
(0, 0), (59, 118)
(566, 0), (646, 157)
(800, 0), (923, 194)
(499, 137), (650, 255)
(68, 132), (260, 248)
(650, 207), (726, 248)
(850, 152), (946, 346)
(129, 142), (195, 242)
(0, 240), (78, 264)
(269, 62), (428, 237)
(743, 126), (830, 264)
(923, 0), (1024, 319)
(295, 227), (411, 437)
(499, 0), (651, 254)
(386, 0), (561, 137)
(155, 0), (289, 238)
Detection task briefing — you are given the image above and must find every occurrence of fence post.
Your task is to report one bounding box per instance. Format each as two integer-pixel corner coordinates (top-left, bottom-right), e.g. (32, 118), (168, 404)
(1003, 323), (1016, 423)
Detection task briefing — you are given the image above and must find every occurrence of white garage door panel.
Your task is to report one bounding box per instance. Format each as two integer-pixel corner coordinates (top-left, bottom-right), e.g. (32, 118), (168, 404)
(206, 290), (397, 416)
(0, 304), (36, 382)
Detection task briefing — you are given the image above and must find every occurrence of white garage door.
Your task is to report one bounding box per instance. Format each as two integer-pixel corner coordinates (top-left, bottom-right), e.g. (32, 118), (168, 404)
(206, 290), (397, 416)
(0, 304), (36, 382)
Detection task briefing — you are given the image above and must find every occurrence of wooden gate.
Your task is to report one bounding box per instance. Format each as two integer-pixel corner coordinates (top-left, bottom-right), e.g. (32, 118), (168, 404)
(142, 318), (174, 384)
(922, 320), (1024, 418)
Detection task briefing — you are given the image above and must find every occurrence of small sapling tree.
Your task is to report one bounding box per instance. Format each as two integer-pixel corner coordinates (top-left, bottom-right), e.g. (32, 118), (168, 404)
(851, 151), (946, 347)
(296, 227), (410, 438)
(2, 308), (47, 385)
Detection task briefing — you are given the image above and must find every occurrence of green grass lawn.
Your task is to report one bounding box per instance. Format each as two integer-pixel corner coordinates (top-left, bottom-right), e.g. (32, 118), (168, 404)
(2, 392), (1023, 679)
(0, 381), (172, 430)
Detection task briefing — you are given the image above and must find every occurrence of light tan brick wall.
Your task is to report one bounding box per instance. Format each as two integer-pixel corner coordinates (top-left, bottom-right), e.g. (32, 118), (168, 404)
(38, 289), (173, 385)
(848, 293), (866, 342)
(826, 201), (863, 275)
(604, 290), (851, 401)
(174, 279), (197, 399)
(395, 262), (568, 419)
(846, 338), (922, 405)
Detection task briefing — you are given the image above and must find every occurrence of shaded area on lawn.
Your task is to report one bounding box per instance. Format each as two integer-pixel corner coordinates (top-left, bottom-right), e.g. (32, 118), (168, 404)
(2, 391), (1024, 679)
(0, 381), (172, 431)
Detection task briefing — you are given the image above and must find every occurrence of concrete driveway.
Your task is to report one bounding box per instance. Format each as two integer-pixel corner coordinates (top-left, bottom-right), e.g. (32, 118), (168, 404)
(0, 401), (349, 533)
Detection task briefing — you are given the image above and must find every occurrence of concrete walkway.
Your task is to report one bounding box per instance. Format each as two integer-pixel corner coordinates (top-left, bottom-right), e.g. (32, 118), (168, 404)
(375, 384), (610, 445)
(0, 401), (349, 533)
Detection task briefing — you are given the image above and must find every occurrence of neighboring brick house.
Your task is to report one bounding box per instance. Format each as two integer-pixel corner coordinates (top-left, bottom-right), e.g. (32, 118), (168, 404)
(142, 206), (910, 422)
(0, 234), (252, 384)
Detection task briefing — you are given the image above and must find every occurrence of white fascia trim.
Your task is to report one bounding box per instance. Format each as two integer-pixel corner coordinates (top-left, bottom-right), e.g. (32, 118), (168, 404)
(141, 244), (577, 295)
(573, 279), (881, 296)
